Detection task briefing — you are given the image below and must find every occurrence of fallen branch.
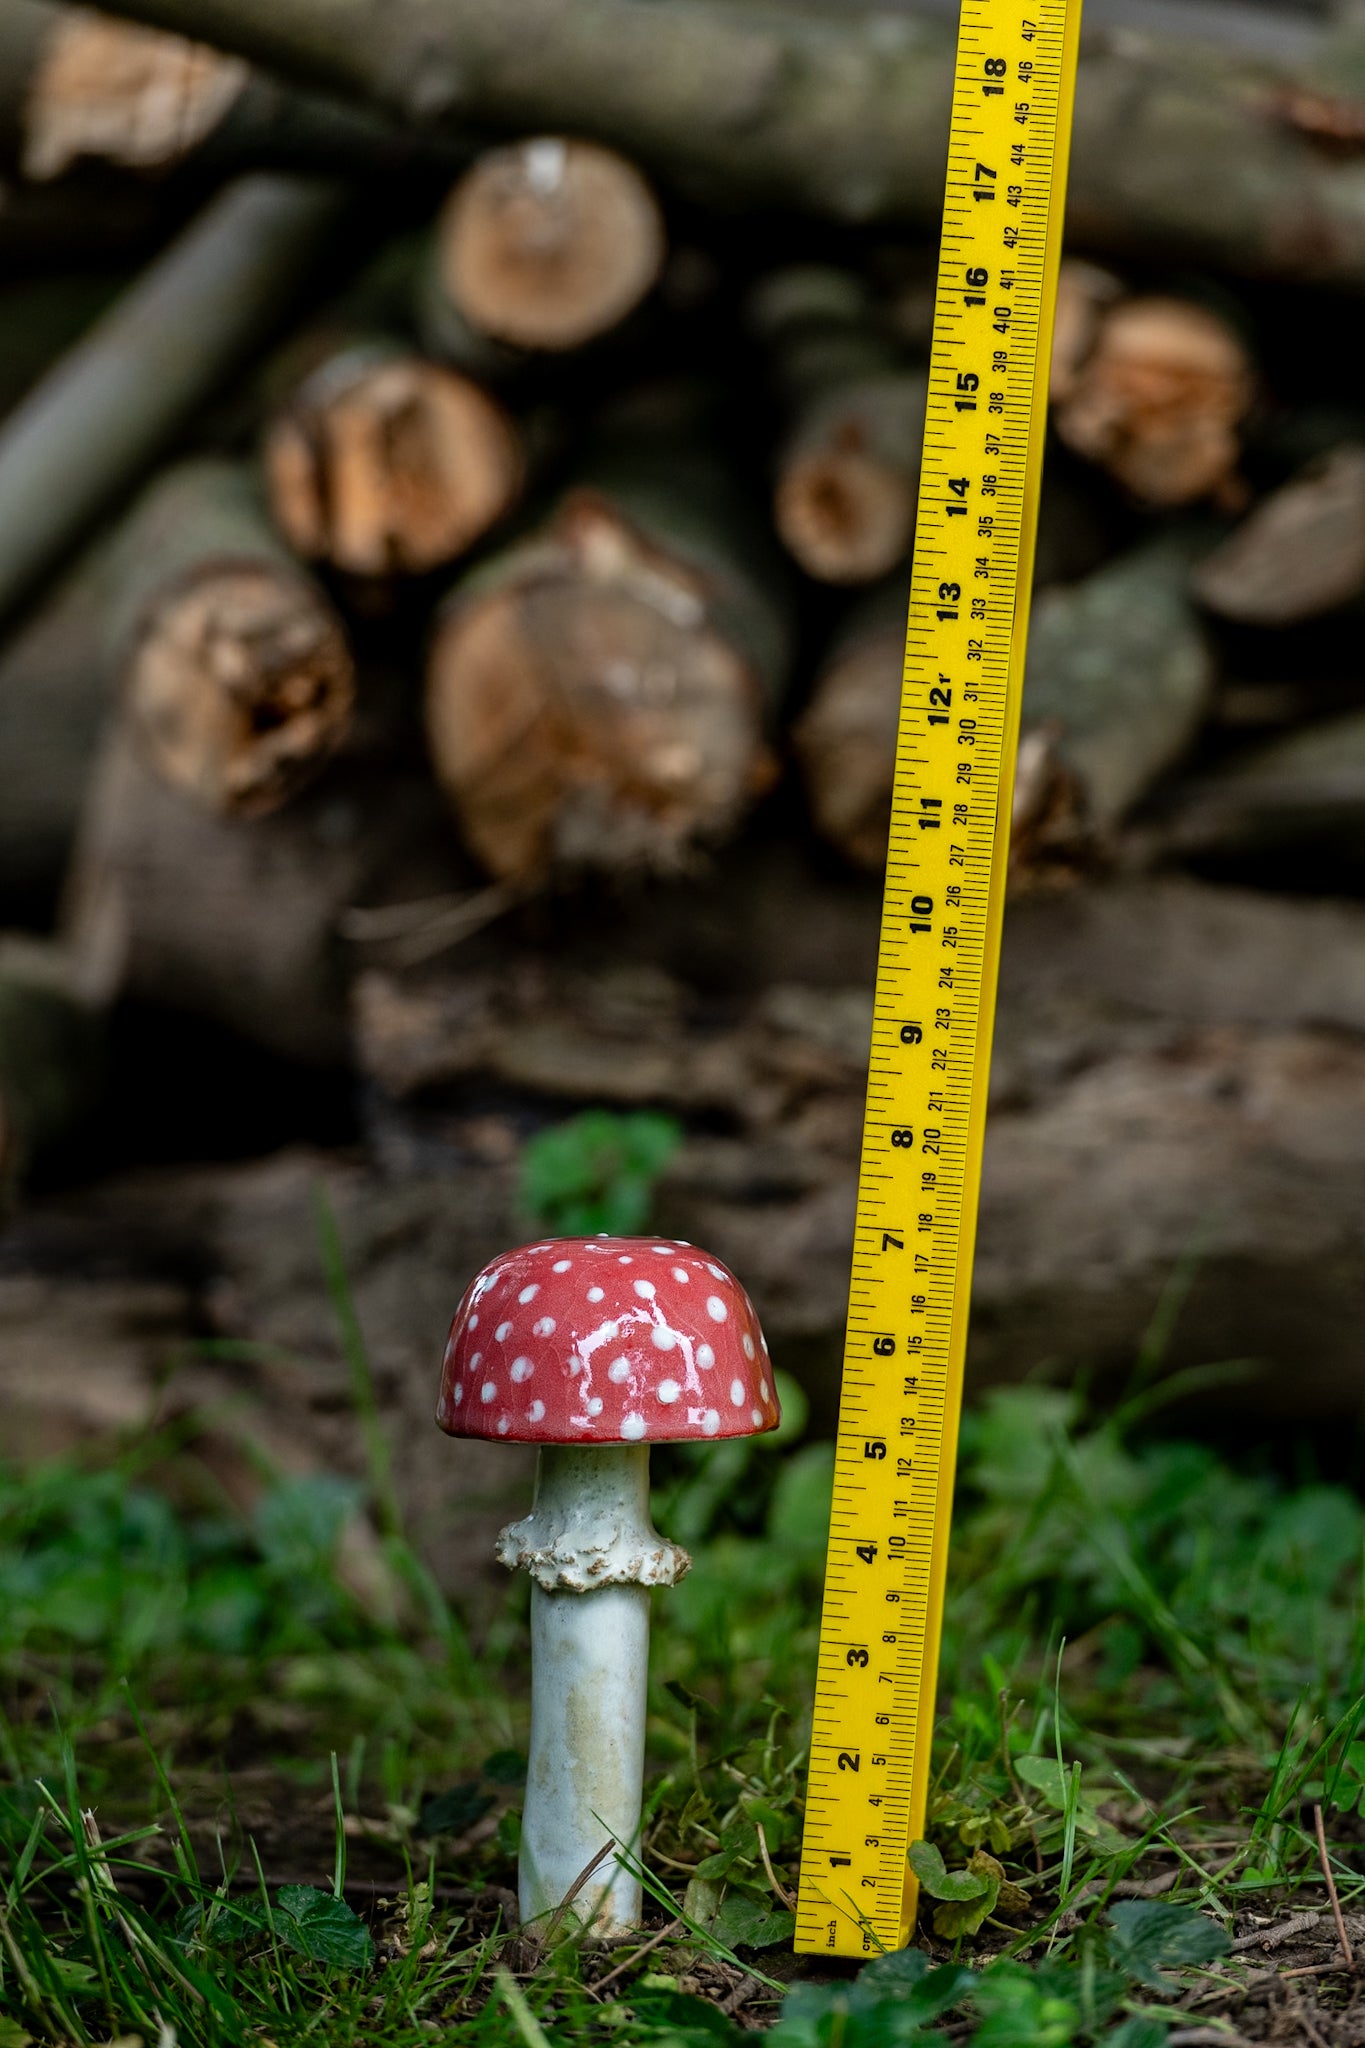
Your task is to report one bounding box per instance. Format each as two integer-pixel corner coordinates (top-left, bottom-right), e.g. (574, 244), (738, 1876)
(0, 0), (466, 180)
(0, 170), (345, 623)
(85, 0), (1365, 295)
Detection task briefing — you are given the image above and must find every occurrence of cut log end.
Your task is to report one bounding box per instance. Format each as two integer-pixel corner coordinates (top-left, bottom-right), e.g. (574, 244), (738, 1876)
(436, 136), (666, 352)
(776, 448), (915, 585)
(1054, 295), (1254, 507)
(426, 499), (769, 883)
(265, 351), (524, 577)
(126, 565), (355, 817)
(23, 8), (248, 181)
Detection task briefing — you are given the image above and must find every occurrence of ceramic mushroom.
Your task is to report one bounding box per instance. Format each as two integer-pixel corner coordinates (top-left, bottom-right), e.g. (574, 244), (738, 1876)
(436, 1235), (778, 1936)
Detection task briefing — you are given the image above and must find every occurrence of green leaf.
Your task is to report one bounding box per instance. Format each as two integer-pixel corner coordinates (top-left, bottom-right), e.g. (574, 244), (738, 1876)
(418, 1782), (495, 1836)
(482, 1748), (527, 1785)
(44, 1957), (99, 1990)
(0, 2020), (33, 2048)
(270, 1885), (373, 1970)
(1106, 1900), (1229, 1990)
(1103, 2019), (1169, 2048)
(710, 1892), (796, 1950)
(909, 1839), (991, 1902)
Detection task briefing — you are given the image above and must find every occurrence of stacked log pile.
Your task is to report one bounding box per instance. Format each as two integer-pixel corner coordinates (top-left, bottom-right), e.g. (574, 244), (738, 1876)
(4, 0), (1365, 1454)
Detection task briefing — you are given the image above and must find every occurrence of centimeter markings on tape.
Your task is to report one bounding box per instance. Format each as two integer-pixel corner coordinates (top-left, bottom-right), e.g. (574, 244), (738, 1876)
(794, 0), (1082, 1961)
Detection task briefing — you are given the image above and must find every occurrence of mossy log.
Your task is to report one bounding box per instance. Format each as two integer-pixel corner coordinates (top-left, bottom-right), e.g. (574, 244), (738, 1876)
(1163, 707), (1365, 873)
(797, 537), (1213, 872)
(425, 434), (789, 884)
(0, 172), (345, 625)
(750, 267), (925, 586)
(82, 0), (1365, 297)
(264, 341), (524, 577)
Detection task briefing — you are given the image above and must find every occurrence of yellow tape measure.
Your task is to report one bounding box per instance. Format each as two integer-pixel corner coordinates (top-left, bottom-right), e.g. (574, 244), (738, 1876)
(795, 0), (1082, 1960)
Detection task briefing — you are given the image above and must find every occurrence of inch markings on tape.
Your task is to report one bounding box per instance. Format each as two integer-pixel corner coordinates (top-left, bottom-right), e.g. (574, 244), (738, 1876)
(795, 0), (1082, 1960)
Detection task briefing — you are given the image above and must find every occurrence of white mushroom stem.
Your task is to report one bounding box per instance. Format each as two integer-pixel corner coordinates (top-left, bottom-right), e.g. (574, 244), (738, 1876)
(496, 1443), (689, 1936)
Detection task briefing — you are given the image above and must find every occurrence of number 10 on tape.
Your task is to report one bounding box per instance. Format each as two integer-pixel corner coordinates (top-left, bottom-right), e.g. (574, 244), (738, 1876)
(794, 0), (1082, 1960)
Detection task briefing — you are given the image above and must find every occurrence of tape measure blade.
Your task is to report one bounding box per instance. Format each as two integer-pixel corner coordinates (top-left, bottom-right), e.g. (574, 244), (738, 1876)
(795, 0), (1082, 1961)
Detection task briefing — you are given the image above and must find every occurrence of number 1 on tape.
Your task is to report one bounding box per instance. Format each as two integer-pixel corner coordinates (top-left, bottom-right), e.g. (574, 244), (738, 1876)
(794, 0), (1082, 1960)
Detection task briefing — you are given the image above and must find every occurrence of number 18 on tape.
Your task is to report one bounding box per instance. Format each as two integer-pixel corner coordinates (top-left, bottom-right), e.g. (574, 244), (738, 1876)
(794, 0), (1082, 1960)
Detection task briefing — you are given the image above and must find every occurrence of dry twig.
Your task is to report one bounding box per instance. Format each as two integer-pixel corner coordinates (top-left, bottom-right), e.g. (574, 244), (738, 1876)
(1313, 1803), (1356, 1972)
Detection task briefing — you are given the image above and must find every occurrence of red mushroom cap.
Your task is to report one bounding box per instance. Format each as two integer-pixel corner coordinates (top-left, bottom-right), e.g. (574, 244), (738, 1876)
(436, 1237), (779, 1445)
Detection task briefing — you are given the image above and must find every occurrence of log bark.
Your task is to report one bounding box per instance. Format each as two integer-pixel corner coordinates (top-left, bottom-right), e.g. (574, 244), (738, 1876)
(0, 171), (345, 625)
(112, 459), (355, 817)
(425, 434), (789, 883)
(81, 0), (1365, 297)
(1192, 444), (1365, 626)
(1018, 533), (1214, 854)
(264, 342), (524, 577)
(0, 0), (466, 180)
(62, 726), (463, 1064)
(0, 934), (103, 1200)
(749, 267), (925, 586)
(0, 532), (124, 913)
(427, 135), (665, 355)
(1162, 706), (1365, 873)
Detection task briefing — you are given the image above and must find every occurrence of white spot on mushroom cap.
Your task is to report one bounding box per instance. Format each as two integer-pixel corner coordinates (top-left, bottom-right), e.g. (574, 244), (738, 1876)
(617, 1254), (633, 1264)
(529, 1399), (545, 1422)
(510, 1357), (534, 1383)
(706, 1296), (728, 1323)
(706, 1264), (726, 1280)
(759, 1379), (770, 1401)
(553, 1259), (571, 1273)
(587, 1396), (604, 1416)
(518, 1283), (539, 1303)
(468, 1313), (479, 1329)
(621, 1413), (647, 1439)
(533, 1317), (556, 1336)
(657, 1379), (681, 1404)
(481, 1381), (496, 1403)
(587, 1286), (605, 1303)
(702, 1409), (719, 1435)
(470, 1351), (482, 1368)
(752, 1408), (764, 1427)
(742, 1333), (755, 1359)
(672, 1267), (690, 1283)
(633, 1279), (655, 1300)
(760, 1333), (769, 1354)
(495, 1321), (513, 1342)
(730, 1379), (745, 1406)
(697, 1342), (714, 1370)
(651, 1325), (677, 1351)
(608, 1357), (631, 1383)
(454, 1383), (464, 1404)
(497, 1415), (510, 1435)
